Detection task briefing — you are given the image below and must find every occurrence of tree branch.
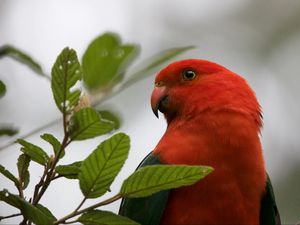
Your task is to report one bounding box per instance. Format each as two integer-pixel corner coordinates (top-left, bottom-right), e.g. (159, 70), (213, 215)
(54, 194), (122, 225)
(0, 118), (61, 151)
(0, 213), (22, 221)
(32, 134), (70, 206)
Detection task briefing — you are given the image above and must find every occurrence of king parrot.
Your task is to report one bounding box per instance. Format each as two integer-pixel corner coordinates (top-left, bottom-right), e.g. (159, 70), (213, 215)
(119, 59), (280, 225)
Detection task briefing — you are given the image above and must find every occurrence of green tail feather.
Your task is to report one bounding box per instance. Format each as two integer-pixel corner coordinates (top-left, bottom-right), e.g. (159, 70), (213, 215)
(260, 175), (281, 225)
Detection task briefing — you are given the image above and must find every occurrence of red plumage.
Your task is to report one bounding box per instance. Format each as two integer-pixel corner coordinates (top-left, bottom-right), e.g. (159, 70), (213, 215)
(151, 59), (266, 225)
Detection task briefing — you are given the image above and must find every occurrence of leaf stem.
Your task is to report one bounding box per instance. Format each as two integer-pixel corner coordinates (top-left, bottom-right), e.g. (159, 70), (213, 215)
(16, 182), (25, 199)
(54, 193), (122, 225)
(32, 165), (48, 205)
(0, 213), (22, 221)
(52, 174), (63, 180)
(62, 219), (78, 224)
(32, 134), (70, 206)
(73, 196), (87, 213)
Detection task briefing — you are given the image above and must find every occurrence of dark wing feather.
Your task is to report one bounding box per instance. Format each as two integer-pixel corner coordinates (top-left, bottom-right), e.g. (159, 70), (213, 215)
(260, 174), (281, 225)
(119, 152), (170, 225)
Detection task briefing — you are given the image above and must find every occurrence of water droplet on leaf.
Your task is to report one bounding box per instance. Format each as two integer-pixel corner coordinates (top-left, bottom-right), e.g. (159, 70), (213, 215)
(100, 49), (108, 57)
(115, 48), (124, 58)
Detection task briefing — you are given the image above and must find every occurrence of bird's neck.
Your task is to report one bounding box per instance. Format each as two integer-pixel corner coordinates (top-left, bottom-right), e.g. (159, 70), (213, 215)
(155, 109), (263, 166)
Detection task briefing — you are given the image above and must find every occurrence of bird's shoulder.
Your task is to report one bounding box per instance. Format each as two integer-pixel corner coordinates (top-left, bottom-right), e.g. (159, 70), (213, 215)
(119, 152), (170, 225)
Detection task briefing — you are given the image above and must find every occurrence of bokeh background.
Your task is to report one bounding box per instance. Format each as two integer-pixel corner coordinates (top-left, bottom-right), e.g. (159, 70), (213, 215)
(0, 0), (299, 224)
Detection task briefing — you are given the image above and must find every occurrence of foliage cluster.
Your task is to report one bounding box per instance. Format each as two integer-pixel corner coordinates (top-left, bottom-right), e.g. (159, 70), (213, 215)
(0, 33), (212, 224)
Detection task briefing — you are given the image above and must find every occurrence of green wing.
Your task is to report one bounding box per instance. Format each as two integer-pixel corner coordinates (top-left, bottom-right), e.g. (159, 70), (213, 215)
(119, 152), (170, 225)
(260, 174), (281, 225)
(119, 154), (280, 225)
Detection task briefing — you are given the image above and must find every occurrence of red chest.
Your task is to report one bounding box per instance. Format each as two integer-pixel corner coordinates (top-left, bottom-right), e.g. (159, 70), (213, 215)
(153, 113), (266, 225)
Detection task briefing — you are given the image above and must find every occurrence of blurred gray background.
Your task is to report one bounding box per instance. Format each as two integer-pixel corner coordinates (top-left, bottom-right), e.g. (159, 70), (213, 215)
(0, 0), (299, 224)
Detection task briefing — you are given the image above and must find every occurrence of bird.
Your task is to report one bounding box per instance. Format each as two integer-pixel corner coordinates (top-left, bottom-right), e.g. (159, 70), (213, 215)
(119, 59), (280, 225)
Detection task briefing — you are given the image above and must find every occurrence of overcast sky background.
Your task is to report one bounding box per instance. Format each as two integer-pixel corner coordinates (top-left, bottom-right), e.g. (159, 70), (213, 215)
(1, 0), (300, 224)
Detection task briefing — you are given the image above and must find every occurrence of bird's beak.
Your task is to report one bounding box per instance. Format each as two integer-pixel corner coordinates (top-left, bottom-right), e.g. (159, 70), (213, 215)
(151, 86), (168, 118)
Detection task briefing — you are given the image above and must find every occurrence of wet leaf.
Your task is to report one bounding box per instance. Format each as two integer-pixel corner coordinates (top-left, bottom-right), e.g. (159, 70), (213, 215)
(82, 32), (139, 92)
(51, 47), (82, 113)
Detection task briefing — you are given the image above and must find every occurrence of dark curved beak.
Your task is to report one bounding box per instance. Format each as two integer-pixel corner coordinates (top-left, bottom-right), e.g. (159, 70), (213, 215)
(151, 86), (167, 118)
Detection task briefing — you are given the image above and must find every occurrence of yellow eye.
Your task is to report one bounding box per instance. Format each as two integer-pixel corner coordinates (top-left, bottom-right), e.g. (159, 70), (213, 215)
(182, 69), (197, 80)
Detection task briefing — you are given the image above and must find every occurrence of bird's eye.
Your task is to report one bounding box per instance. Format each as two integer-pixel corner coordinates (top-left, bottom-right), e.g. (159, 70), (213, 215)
(182, 69), (197, 80)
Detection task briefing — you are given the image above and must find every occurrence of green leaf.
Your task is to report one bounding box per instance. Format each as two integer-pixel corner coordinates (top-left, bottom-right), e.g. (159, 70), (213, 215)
(0, 189), (20, 208)
(69, 107), (115, 141)
(78, 210), (139, 225)
(51, 47), (82, 113)
(0, 127), (18, 136)
(56, 161), (82, 179)
(98, 110), (121, 129)
(18, 139), (49, 166)
(120, 165), (213, 198)
(82, 32), (140, 92)
(0, 45), (44, 76)
(0, 165), (18, 185)
(17, 154), (30, 189)
(0, 80), (6, 98)
(79, 133), (130, 198)
(40, 133), (64, 159)
(121, 46), (194, 90)
(36, 204), (57, 221)
(0, 190), (54, 225)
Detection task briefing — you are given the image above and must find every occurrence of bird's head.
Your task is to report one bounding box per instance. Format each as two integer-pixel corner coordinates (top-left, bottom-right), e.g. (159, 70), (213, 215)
(151, 59), (262, 127)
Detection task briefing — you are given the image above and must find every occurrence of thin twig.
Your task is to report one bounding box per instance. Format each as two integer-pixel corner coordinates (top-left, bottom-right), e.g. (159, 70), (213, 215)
(32, 165), (48, 204)
(73, 196), (87, 213)
(0, 118), (61, 151)
(54, 194), (122, 225)
(18, 134), (71, 225)
(0, 97), (105, 152)
(62, 219), (78, 224)
(17, 183), (24, 199)
(41, 73), (51, 81)
(32, 135), (69, 206)
(56, 196), (87, 225)
(0, 213), (22, 221)
(77, 193), (122, 213)
(52, 174), (63, 181)
(0, 86), (115, 152)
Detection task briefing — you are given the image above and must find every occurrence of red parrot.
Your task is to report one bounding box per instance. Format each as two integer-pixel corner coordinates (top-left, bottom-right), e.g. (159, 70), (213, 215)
(119, 59), (280, 225)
